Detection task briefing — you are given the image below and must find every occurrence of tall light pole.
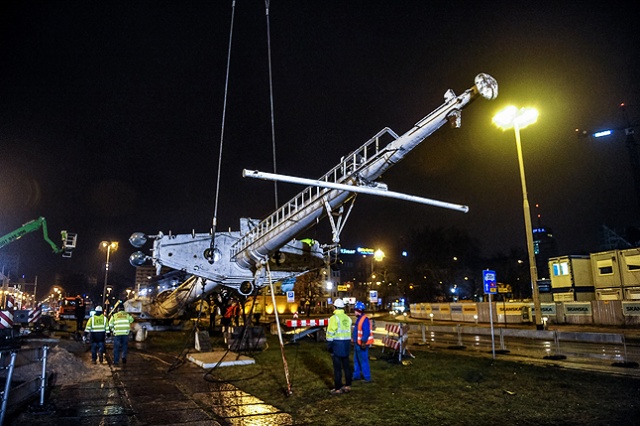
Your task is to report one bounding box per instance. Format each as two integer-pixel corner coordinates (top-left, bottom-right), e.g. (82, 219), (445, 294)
(100, 241), (118, 308)
(493, 106), (543, 330)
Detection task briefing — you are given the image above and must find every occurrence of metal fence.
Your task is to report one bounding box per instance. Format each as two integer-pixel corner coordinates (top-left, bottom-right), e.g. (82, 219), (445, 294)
(0, 346), (52, 425)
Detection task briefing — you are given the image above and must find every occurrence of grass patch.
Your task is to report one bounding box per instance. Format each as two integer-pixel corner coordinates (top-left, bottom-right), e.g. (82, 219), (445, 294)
(146, 330), (640, 425)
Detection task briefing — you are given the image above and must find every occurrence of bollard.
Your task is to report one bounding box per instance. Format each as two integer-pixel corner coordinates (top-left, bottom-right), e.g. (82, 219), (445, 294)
(0, 352), (17, 425)
(134, 323), (148, 342)
(39, 346), (49, 406)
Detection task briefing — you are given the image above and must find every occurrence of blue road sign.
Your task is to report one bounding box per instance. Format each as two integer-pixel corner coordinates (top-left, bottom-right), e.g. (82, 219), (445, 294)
(483, 270), (497, 294)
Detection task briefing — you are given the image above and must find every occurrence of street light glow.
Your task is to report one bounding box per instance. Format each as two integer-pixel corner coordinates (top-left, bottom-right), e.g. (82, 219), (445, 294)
(492, 106), (538, 130)
(373, 249), (385, 262)
(100, 240), (119, 307)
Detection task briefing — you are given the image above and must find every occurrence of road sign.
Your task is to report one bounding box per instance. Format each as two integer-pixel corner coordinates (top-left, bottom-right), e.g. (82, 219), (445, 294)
(286, 291), (295, 303)
(483, 270), (497, 294)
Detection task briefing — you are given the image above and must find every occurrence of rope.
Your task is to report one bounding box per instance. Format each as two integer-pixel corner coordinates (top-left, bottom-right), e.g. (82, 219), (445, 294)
(266, 262), (293, 395)
(208, 0), (237, 261)
(265, 0), (279, 209)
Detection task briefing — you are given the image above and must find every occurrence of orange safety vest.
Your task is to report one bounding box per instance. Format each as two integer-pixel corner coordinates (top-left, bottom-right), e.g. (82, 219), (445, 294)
(355, 315), (374, 345)
(224, 305), (235, 318)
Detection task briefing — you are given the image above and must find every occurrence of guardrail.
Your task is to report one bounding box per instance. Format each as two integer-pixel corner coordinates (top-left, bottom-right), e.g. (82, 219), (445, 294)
(371, 320), (639, 368)
(0, 346), (52, 424)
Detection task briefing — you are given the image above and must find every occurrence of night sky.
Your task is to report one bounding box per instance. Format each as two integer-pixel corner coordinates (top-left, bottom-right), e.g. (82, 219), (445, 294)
(1, 1), (638, 293)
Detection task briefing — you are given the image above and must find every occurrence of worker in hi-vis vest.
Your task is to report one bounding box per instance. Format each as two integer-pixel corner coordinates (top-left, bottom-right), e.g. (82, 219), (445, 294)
(326, 298), (352, 395)
(352, 301), (374, 382)
(109, 302), (134, 366)
(84, 305), (108, 364)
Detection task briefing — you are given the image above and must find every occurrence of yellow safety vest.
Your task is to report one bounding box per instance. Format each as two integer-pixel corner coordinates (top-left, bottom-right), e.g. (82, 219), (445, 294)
(109, 311), (134, 336)
(84, 314), (107, 332)
(326, 309), (351, 341)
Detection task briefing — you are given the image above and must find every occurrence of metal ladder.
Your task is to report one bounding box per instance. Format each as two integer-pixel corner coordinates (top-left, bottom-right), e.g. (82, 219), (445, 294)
(230, 127), (399, 259)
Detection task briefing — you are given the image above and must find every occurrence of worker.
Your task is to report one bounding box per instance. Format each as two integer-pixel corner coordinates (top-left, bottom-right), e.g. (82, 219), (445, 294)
(84, 305), (108, 364)
(222, 300), (234, 333)
(352, 301), (374, 383)
(326, 298), (352, 395)
(253, 300), (263, 326)
(232, 300), (241, 327)
(109, 302), (134, 366)
(74, 295), (85, 336)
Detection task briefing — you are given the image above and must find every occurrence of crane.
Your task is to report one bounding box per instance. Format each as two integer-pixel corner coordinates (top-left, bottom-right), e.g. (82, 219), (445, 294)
(127, 73), (498, 320)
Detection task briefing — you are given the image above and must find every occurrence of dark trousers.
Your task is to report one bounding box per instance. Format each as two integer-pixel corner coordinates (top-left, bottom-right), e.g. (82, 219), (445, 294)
(332, 354), (352, 390)
(91, 341), (105, 362)
(113, 334), (129, 364)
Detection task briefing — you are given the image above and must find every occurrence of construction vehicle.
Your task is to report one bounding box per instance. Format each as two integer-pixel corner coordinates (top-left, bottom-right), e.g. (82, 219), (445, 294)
(127, 73), (498, 320)
(0, 217), (77, 257)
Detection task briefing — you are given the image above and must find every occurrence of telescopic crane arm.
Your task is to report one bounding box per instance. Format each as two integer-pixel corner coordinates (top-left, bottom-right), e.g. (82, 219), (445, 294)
(128, 73), (498, 309)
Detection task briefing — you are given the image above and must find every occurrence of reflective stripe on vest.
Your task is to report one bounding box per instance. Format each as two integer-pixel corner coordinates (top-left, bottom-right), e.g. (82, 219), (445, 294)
(110, 311), (133, 336)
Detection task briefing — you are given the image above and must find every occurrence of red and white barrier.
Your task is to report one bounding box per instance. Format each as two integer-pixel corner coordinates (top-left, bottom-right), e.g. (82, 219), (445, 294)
(382, 336), (401, 350)
(5, 295), (15, 311)
(382, 322), (413, 361)
(385, 323), (409, 336)
(0, 310), (14, 330)
(285, 319), (329, 327)
(29, 305), (42, 325)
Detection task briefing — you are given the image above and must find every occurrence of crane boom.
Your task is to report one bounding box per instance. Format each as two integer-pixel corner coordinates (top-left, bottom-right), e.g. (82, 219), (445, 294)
(231, 73), (497, 269)
(128, 73), (497, 317)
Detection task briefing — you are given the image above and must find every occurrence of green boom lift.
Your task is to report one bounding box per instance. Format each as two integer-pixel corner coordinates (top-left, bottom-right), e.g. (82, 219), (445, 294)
(0, 217), (77, 257)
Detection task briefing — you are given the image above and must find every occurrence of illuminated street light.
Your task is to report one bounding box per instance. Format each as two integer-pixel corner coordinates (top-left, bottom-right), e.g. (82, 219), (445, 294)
(493, 106), (543, 330)
(100, 241), (118, 307)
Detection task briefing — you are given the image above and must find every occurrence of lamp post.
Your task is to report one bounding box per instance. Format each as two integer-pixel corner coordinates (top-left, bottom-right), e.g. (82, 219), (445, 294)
(100, 241), (118, 308)
(493, 106), (543, 330)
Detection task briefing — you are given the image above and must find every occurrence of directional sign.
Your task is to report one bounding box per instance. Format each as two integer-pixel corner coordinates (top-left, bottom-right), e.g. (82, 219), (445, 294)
(483, 270), (497, 294)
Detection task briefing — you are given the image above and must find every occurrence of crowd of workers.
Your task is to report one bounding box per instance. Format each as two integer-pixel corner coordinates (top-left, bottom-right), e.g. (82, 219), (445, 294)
(79, 293), (375, 395)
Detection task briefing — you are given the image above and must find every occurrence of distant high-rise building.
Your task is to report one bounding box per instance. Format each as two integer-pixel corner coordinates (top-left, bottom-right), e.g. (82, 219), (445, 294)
(532, 205), (559, 279)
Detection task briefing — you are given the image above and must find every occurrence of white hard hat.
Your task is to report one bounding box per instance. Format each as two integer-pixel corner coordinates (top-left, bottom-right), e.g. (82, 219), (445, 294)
(333, 299), (345, 308)
(95, 306), (103, 312)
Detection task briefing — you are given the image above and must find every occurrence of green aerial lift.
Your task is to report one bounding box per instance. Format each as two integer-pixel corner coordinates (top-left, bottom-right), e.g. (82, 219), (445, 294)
(0, 217), (77, 257)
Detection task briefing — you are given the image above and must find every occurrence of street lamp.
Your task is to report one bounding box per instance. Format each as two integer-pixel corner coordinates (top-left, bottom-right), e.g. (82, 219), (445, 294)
(100, 241), (118, 307)
(492, 105), (543, 330)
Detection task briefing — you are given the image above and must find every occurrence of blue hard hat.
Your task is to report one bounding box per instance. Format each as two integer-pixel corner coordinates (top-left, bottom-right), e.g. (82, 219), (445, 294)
(355, 301), (365, 311)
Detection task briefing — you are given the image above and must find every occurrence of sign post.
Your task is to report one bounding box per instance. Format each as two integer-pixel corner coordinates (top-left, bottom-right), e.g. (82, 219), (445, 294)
(483, 270), (497, 359)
